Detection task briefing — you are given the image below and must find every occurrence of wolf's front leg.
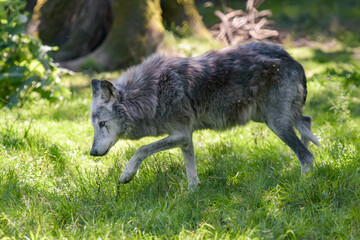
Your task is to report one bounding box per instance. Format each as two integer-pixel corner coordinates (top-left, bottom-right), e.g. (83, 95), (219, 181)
(181, 138), (200, 189)
(119, 130), (190, 184)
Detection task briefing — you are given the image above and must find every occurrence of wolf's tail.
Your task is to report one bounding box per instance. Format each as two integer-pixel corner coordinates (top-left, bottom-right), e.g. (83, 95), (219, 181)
(295, 116), (321, 147)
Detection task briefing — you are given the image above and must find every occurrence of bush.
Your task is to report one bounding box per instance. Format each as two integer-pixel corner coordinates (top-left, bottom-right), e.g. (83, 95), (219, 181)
(0, 0), (69, 108)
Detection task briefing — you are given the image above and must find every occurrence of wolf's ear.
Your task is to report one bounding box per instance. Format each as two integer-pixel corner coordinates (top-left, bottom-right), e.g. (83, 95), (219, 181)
(100, 80), (121, 102)
(91, 79), (100, 97)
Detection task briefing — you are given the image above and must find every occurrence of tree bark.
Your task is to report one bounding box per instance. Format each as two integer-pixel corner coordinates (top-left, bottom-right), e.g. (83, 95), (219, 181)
(60, 0), (164, 71)
(161, 0), (212, 39)
(38, 0), (112, 61)
(55, 0), (112, 61)
(38, 0), (78, 46)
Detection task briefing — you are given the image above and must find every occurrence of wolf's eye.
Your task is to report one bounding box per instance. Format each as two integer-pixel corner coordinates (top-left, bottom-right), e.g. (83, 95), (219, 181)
(99, 121), (106, 127)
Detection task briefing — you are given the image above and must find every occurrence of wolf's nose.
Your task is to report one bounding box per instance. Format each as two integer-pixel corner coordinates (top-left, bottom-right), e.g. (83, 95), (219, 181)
(90, 148), (98, 156)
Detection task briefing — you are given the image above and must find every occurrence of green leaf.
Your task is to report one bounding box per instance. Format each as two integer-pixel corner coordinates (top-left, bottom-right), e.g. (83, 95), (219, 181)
(28, 59), (46, 77)
(0, 72), (25, 81)
(7, 76), (36, 108)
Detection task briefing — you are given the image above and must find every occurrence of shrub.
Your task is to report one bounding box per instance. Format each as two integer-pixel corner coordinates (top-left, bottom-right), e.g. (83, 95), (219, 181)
(0, 0), (69, 108)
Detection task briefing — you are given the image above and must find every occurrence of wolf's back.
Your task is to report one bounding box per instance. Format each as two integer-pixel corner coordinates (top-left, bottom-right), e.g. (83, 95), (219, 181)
(177, 42), (296, 105)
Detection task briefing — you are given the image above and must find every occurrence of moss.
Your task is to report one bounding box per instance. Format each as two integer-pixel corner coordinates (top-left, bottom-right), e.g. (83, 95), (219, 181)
(101, 0), (164, 68)
(162, 0), (212, 39)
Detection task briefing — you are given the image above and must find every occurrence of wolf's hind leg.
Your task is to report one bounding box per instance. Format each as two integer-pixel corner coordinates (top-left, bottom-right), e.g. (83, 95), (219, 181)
(266, 119), (315, 175)
(295, 115), (321, 148)
(119, 129), (191, 184)
(298, 115), (312, 147)
(181, 136), (200, 189)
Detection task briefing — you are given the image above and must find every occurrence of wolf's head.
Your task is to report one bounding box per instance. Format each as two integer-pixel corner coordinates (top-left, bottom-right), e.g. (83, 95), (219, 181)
(90, 79), (133, 156)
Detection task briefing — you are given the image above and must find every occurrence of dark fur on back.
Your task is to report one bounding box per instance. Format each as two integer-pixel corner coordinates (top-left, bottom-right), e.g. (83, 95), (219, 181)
(113, 42), (306, 137)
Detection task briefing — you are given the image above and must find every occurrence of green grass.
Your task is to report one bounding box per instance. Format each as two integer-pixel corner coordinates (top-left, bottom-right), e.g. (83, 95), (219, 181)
(1, 42), (360, 239)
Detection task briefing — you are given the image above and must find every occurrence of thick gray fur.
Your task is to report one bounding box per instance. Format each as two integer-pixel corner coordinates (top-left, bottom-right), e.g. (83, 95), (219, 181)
(90, 42), (320, 189)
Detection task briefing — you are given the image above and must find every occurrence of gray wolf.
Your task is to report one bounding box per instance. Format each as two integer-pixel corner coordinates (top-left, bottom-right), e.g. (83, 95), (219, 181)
(90, 42), (320, 189)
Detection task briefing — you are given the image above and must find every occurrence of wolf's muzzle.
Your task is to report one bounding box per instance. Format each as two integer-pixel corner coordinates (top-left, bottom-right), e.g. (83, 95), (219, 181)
(90, 148), (100, 156)
(90, 147), (110, 156)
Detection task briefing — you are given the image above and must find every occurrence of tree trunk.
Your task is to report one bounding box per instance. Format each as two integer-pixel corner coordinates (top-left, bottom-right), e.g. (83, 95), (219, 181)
(38, 0), (212, 71)
(38, 0), (78, 46)
(38, 0), (112, 61)
(161, 0), (212, 39)
(61, 0), (164, 71)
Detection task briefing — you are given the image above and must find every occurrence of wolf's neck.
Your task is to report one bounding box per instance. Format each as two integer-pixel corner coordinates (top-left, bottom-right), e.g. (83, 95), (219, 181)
(122, 88), (158, 121)
(115, 55), (168, 121)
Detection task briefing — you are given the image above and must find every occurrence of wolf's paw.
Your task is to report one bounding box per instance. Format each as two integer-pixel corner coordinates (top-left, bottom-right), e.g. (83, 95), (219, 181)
(118, 170), (136, 184)
(188, 177), (200, 190)
(301, 163), (313, 176)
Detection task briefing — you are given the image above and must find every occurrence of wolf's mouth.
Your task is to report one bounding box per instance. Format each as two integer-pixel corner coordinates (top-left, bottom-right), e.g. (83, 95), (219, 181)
(102, 147), (110, 155)
(90, 145), (111, 156)
(90, 139), (117, 157)
(99, 141), (116, 156)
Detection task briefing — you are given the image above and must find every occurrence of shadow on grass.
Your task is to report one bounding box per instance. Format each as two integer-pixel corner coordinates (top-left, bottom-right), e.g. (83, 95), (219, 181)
(312, 49), (354, 63)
